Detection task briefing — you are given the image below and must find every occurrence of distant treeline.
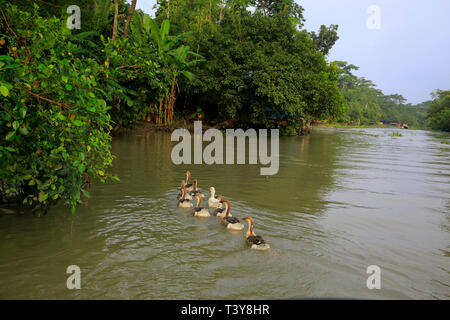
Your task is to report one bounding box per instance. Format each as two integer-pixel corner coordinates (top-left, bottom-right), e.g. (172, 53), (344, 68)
(332, 61), (447, 129)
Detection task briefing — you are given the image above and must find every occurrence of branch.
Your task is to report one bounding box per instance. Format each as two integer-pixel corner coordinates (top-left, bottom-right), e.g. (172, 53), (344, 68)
(25, 89), (71, 109)
(0, 8), (18, 38)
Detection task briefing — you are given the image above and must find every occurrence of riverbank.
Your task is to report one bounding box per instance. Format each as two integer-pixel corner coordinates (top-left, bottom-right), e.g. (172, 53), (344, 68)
(313, 122), (418, 130)
(111, 119), (413, 138)
(114, 119), (220, 136)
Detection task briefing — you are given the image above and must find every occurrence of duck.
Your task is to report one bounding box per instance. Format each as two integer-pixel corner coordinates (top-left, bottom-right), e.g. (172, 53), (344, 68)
(242, 216), (270, 250)
(208, 187), (222, 208)
(192, 193), (210, 217)
(184, 171), (194, 192)
(177, 180), (192, 201)
(213, 195), (232, 218)
(189, 180), (203, 198)
(218, 200), (244, 231)
(177, 187), (193, 208)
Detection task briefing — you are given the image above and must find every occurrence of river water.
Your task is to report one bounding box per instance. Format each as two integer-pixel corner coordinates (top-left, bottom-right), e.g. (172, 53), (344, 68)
(0, 127), (449, 299)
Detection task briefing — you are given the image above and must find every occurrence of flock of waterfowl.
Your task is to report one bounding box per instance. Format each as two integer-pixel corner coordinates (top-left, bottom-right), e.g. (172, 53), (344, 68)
(177, 171), (270, 251)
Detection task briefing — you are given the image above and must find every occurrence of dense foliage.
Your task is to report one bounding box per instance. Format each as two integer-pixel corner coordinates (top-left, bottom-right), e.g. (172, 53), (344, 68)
(0, 0), (204, 211)
(426, 90), (450, 131)
(0, 4), (115, 212)
(155, 0), (344, 133)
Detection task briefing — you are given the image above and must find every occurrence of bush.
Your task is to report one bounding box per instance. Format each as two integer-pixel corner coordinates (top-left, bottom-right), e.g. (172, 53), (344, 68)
(0, 4), (115, 212)
(427, 90), (450, 132)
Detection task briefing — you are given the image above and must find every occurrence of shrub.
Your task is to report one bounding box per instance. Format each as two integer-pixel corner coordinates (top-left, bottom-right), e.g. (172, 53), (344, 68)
(0, 4), (115, 212)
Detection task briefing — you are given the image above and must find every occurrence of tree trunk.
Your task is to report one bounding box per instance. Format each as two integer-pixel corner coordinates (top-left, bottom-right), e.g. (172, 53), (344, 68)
(167, 0), (170, 18)
(123, 0), (137, 39)
(219, 0), (226, 24)
(298, 118), (311, 136)
(111, 0), (119, 41)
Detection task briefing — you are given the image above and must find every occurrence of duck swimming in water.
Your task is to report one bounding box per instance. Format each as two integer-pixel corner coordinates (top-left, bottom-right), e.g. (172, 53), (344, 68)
(192, 193), (210, 217)
(189, 180), (203, 198)
(184, 171), (194, 192)
(177, 180), (192, 201)
(242, 216), (270, 250)
(208, 187), (222, 208)
(214, 195), (232, 218)
(219, 200), (244, 231)
(177, 187), (193, 208)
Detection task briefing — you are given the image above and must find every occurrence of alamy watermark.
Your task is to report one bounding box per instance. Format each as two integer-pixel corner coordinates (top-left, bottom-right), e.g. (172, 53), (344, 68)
(66, 265), (81, 289)
(66, 5), (81, 30)
(367, 5), (381, 30)
(366, 265), (381, 289)
(171, 121), (279, 175)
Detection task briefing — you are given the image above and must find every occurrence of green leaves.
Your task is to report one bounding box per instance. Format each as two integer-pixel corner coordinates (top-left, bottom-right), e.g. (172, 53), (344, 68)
(160, 20), (170, 40)
(0, 85), (9, 96)
(19, 127), (29, 135)
(0, 3), (115, 213)
(426, 90), (450, 132)
(81, 188), (90, 199)
(5, 131), (16, 141)
(38, 191), (48, 202)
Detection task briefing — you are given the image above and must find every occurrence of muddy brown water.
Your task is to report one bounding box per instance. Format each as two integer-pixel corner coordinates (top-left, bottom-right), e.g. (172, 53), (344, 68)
(0, 127), (449, 299)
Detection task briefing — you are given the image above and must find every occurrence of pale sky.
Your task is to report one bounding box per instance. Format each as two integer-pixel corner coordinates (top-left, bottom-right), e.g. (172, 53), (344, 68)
(133, 0), (450, 104)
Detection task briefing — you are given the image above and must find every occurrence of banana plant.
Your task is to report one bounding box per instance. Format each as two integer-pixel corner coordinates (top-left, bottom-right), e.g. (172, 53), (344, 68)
(130, 15), (204, 123)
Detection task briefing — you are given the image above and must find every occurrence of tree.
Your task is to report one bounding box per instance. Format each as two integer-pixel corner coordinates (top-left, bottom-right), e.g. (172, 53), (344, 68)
(0, 3), (115, 212)
(427, 90), (450, 131)
(309, 24), (339, 56)
(169, 8), (344, 131)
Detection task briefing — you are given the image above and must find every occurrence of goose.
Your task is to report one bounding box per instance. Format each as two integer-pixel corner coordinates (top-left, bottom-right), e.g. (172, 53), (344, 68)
(184, 171), (194, 192)
(242, 216), (270, 250)
(177, 180), (192, 201)
(192, 193), (210, 217)
(213, 195), (232, 218)
(219, 200), (244, 231)
(208, 187), (222, 208)
(189, 180), (203, 198)
(177, 187), (193, 208)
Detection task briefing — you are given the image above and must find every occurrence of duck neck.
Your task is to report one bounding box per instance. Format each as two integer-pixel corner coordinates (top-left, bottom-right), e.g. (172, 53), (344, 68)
(186, 173), (190, 184)
(246, 221), (256, 237)
(224, 201), (231, 217)
(209, 189), (215, 200)
(196, 196), (202, 208)
(181, 188), (186, 200)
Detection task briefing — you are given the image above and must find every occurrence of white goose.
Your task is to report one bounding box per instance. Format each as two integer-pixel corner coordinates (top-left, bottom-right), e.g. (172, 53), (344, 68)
(208, 187), (222, 208)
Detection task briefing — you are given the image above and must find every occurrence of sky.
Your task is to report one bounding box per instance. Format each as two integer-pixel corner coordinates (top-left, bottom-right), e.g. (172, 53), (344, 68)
(133, 0), (450, 104)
